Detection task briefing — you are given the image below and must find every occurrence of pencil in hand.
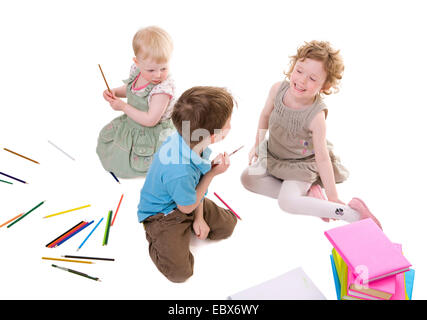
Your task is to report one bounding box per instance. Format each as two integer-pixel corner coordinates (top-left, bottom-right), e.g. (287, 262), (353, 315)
(98, 64), (111, 93)
(211, 145), (244, 168)
(229, 145), (244, 157)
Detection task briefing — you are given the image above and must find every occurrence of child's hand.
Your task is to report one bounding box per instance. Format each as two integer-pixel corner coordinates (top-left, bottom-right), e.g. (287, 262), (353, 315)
(103, 89), (114, 102)
(193, 217), (210, 240)
(248, 145), (258, 165)
(210, 152), (230, 176)
(104, 90), (126, 111)
(109, 96), (126, 111)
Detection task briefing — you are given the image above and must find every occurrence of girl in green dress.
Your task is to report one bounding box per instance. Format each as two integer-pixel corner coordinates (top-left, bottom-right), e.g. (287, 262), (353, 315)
(96, 26), (176, 178)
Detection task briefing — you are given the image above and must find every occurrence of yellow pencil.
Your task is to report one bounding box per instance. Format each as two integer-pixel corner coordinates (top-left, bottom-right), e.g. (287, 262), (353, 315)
(42, 257), (94, 264)
(43, 204), (91, 219)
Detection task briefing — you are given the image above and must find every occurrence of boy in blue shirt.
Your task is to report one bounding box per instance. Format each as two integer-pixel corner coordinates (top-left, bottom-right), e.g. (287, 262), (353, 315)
(138, 86), (237, 283)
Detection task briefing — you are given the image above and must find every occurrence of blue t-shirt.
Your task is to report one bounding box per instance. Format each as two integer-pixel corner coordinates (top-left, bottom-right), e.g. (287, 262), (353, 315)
(137, 132), (212, 222)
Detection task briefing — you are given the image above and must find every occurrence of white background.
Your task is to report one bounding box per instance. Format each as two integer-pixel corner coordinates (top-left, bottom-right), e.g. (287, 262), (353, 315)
(0, 0), (426, 300)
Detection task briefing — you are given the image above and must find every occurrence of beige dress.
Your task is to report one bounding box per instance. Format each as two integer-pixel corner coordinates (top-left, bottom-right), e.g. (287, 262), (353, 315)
(258, 80), (349, 185)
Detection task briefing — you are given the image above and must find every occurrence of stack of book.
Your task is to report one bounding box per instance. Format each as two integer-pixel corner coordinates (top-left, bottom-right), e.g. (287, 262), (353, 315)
(325, 218), (415, 300)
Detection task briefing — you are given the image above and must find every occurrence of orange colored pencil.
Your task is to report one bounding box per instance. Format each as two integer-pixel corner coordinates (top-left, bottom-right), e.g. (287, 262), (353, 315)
(98, 64), (111, 93)
(111, 194), (123, 226)
(0, 213), (23, 228)
(3, 148), (40, 164)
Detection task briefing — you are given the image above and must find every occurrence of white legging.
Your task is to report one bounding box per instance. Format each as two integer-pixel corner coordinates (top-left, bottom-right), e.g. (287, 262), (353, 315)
(240, 161), (360, 222)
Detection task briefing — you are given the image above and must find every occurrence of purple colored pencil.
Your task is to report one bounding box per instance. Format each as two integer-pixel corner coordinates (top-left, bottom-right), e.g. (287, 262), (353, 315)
(0, 171), (27, 184)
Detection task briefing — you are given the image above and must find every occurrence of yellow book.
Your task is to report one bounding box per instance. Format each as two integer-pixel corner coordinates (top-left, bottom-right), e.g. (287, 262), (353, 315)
(332, 249), (360, 300)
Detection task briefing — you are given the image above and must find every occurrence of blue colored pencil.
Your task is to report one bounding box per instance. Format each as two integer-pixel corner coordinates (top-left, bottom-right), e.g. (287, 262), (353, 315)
(77, 217), (104, 251)
(109, 171), (120, 184)
(54, 220), (94, 248)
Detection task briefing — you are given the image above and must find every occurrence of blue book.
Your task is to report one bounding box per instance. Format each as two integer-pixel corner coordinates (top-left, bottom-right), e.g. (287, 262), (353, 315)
(405, 269), (415, 300)
(330, 254), (341, 300)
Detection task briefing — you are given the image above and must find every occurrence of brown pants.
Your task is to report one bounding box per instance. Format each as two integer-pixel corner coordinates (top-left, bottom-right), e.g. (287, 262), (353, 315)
(143, 197), (237, 283)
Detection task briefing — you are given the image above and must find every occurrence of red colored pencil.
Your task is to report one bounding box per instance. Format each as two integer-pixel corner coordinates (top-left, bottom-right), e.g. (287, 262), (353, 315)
(47, 221), (88, 248)
(46, 221), (85, 247)
(229, 145), (244, 157)
(213, 192), (242, 220)
(111, 194), (123, 226)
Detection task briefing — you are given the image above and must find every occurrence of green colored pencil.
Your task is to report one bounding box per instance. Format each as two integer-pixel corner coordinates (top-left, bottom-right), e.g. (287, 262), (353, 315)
(7, 200), (46, 228)
(51, 264), (101, 282)
(102, 210), (113, 246)
(0, 179), (13, 185)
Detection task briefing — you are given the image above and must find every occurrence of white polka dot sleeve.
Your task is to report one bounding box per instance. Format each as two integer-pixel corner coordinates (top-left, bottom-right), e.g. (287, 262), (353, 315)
(148, 76), (176, 121)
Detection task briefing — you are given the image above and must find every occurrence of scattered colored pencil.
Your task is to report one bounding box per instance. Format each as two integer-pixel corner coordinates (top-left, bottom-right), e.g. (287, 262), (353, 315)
(98, 64), (111, 93)
(102, 210), (113, 246)
(0, 179), (13, 185)
(109, 171), (120, 184)
(54, 220), (94, 248)
(51, 264), (101, 282)
(229, 145), (244, 157)
(43, 204), (91, 219)
(48, 140), (75, 161)
(77, 217), (104, 251)
(0, 213), (23, 228)
(46, 221), (85, 247)
(7, 200), (46, 228)
(3, 148), (40, 164)
(0, 171), (27, 184)
(48, 222), (89, 248)
(213, 192), (242, 220)
(62, 255), (115, 262)
(42, 257), (93, 264)
(111, 194), (123, 226)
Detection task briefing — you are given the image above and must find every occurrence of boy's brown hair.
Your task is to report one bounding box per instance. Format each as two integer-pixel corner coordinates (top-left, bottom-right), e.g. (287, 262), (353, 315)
(285, 40), (344, 95)
(172, 86), (235, 147)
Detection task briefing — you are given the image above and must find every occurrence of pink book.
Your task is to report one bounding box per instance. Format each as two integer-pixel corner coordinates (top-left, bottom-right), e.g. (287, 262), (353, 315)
(347, 244), (404, 300)
(347, 267), (408, 300)
(324, 219), (411, 284)
(390, 270), (406, 300)
(347, 269), (395, 300)
(389, 244), (407, 300)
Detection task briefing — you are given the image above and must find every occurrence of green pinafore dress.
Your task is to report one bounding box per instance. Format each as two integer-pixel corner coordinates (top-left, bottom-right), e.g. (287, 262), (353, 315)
(96, 69), (175, 178)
